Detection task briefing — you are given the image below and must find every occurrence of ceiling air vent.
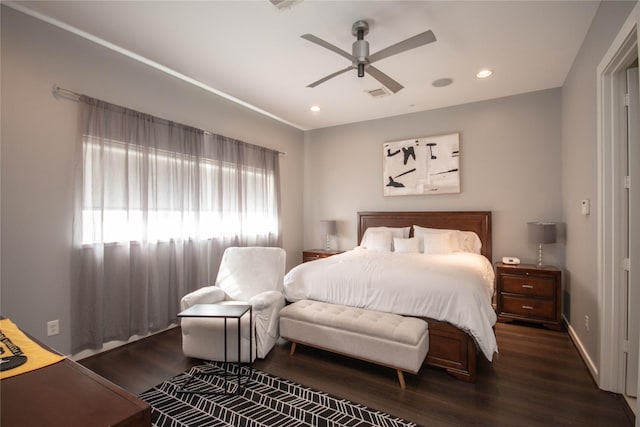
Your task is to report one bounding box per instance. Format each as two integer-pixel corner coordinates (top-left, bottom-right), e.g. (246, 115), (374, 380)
(367, 87), (391, 98)
(269, 0), (301, 9)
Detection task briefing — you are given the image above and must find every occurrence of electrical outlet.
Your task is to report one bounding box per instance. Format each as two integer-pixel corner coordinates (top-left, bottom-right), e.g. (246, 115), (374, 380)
(47, 320), (59, 336)
(584, 315), (590, 332)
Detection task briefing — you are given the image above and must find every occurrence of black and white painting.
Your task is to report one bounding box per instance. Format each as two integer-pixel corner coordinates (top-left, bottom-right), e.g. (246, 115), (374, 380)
(383, 133), (460, 196)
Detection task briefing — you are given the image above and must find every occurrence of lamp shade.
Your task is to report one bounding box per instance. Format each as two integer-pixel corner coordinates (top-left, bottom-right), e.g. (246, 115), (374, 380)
(528, 222), (556, 244)
(319, 220), (337, 236)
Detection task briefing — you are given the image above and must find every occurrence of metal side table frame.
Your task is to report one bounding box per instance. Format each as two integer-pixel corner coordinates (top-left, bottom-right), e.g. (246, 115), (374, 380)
(177, 303), (252, 395)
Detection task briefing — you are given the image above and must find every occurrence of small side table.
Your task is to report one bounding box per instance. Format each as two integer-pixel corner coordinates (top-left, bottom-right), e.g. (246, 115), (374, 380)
(302, 249), (344, 263)
(177, 304), (252, 394)
(495, 263), (563, 330)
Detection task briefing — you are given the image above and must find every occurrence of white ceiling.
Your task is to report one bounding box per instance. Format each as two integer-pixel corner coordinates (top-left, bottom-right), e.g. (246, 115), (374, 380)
(11, 1), (599, 130)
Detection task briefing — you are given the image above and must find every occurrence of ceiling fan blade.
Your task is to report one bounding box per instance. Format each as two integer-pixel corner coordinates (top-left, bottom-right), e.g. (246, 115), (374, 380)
(307, 66), (355, 88)
(368, 30), (436, 64)
(366, 65), (404, 93)
(301, 34), (355, 62)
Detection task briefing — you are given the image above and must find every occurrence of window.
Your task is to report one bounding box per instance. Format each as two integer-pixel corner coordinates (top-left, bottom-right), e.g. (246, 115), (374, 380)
(81, 138), (279, 244)
(71, 96), (281, 353)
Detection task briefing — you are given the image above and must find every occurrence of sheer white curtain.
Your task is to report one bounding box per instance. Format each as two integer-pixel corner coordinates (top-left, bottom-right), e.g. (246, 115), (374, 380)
(71, 96), (281, 353)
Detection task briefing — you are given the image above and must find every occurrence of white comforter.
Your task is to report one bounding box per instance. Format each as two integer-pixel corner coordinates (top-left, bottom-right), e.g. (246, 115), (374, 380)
(283, 248), (498, 360)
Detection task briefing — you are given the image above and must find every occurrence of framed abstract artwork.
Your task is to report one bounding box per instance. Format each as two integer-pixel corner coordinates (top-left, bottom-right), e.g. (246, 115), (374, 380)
(383, 133), (460, 196)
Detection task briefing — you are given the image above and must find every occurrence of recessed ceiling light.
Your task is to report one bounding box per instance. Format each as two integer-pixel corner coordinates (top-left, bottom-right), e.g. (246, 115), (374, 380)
(310, 105), (320, 112)
(476, 69), (493, 78)
(432, 78), (453, 87)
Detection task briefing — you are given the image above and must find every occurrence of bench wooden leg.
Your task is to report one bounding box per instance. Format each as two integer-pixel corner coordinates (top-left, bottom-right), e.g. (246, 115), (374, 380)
(289, 342), (297, 356)
(396, 369), (406, 389)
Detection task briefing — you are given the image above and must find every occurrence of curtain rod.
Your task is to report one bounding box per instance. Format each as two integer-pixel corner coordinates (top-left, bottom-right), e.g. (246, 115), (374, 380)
(51, 84), (287, 156)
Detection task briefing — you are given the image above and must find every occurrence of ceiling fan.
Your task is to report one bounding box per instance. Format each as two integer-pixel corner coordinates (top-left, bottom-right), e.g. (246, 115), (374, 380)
(302, 20), (436, 94)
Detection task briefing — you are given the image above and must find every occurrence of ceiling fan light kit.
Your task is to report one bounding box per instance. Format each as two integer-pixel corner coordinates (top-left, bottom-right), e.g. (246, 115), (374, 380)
(302, 20), (436, 94)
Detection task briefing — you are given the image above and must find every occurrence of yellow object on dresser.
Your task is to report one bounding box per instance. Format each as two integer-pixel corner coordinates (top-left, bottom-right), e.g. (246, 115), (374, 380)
(0, 318), (65, 379)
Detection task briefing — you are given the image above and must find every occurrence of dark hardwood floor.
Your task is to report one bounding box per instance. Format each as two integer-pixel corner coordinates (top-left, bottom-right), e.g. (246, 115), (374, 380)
(79, 322), (634, 427)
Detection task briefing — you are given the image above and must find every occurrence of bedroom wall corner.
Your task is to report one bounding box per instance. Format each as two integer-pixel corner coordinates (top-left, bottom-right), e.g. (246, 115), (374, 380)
(0, 6), (305, 355)
(560, 0), (638, 378)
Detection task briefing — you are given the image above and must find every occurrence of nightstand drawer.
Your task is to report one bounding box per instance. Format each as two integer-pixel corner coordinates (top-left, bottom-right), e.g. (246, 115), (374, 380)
(501, 275), (555, 297)
(501, 295), (555, 320)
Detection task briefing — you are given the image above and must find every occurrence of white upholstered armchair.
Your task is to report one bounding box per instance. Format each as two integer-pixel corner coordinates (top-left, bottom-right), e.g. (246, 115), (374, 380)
(180, 246), (286, 362)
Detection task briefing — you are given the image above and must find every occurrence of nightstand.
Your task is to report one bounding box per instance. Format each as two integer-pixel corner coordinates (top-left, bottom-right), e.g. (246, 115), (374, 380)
(302, 249), (344, 263)
(496, 262), (563, 331)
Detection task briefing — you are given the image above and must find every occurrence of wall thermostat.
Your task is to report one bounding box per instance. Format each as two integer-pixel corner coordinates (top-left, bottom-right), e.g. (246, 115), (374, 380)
(502, 256), (521, 265)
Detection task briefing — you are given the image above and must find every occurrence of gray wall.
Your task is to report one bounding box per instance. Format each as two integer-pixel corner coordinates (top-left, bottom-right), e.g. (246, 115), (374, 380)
(304, 88), (563, 268)
(0, 6), (304, 354)
(561, 0), (638, 368)
(3, 0), (637, 372)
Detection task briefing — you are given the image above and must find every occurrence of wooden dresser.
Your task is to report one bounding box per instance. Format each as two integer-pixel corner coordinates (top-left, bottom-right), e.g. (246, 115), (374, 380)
(496, 262), (563, 331)
(302, 249), (344, 263)
(1, 354), (151, 427)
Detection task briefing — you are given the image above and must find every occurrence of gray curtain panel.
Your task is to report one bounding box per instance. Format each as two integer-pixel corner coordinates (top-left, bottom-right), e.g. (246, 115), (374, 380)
(71, 96), (281, 353)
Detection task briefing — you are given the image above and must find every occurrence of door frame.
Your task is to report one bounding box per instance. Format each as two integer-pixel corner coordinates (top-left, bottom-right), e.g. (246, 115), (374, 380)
(597, 3), (640, 395)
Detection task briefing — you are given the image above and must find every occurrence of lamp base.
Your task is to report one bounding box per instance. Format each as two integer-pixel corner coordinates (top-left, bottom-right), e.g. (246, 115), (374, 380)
(537, 243), (544, 267)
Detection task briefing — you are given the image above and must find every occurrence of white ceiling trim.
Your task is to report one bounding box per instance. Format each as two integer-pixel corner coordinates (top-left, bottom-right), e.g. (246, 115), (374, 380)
(4, 1), (305, 131)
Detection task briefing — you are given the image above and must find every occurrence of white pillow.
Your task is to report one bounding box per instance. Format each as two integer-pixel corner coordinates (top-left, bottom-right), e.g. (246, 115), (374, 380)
(399, 227), (411, 238)
(386, 226), (410, 239)
(459, 231), (482, 254)
(393, 237), (420, 253)
(361, 226), (410, 251)
(422, 232), (457, 255)
(413, 225), (461, 253)
(413, 226), (483, 254)
(361, 228), (393, 252)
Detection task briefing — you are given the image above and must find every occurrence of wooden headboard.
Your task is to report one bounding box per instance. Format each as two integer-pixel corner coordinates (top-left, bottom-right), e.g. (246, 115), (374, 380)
(357, 211), (492, 260)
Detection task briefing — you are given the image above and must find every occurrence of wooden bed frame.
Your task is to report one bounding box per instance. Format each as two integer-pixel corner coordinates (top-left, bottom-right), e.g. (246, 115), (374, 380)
(357, 211), (493, 382)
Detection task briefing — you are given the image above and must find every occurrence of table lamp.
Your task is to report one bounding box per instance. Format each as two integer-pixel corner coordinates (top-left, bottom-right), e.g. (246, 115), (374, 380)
(319, 220), (337, 251)
(528, 221), (556, 267)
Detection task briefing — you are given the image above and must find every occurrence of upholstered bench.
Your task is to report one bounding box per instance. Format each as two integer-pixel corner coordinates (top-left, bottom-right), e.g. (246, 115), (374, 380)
(279, 299), (429, 388)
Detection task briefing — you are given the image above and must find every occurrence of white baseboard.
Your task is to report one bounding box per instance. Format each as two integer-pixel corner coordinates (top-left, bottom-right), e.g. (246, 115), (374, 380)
(564, 314), (599, 385)
(623, 395), (637, 416)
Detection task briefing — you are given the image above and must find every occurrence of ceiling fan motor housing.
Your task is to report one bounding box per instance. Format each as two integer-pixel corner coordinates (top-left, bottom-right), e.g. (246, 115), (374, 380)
(352, 20), (370, 77)
(352, 40), (369, 76)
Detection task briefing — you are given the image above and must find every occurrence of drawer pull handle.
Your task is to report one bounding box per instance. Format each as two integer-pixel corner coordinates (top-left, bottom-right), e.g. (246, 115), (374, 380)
(522, 305), (534, 310)
(522, 284), (534, 289)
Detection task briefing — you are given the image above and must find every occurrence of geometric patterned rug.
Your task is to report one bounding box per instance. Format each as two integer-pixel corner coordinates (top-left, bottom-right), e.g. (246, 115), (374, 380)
(139, 362), (418, 427)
